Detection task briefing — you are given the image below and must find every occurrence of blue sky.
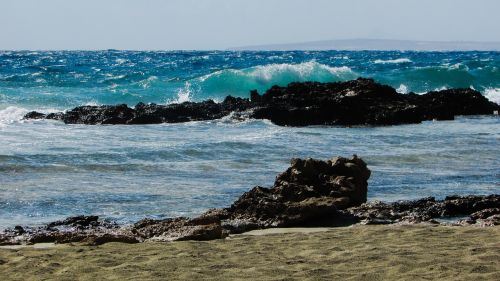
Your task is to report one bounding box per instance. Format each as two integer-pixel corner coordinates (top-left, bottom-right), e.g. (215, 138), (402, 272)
(1, 0), (499, 50)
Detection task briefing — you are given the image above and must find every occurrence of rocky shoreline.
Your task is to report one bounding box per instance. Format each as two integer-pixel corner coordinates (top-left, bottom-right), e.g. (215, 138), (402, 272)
(24, 78), (499, 126)
(1, 156), (498, 246)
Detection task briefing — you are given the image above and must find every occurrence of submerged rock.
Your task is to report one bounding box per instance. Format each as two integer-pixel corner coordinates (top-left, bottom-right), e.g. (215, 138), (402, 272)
(24, 78), (499, 126)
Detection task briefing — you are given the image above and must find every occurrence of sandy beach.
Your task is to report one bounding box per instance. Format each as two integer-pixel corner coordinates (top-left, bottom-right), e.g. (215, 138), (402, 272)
(1, 225), (498, 280)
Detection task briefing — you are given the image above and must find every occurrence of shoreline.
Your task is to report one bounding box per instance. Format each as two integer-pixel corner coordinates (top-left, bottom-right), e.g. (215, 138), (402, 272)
(1, 155), (498, 246)
(1, 225), (498, 280)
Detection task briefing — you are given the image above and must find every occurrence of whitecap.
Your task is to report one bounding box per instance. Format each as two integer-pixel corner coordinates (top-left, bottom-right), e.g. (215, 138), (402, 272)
(246, 61), (353, 83)
(84, 101), (101, 106)
(187, 61), (356, 99)
(484, 88), (500, 105)
(396, 84), (409, 94)
(373, 58), (412, 64)
(0, 106), (29, 125)
(115, 58), (127, 65)
(434, 86), (448, 91)
(104, 74), (126, 81)
(137, 76), (158, 89)
(167, 82), (193, 104)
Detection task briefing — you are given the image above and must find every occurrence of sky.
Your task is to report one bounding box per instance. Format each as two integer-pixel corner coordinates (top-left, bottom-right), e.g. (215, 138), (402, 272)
(1, 0), (499, 50)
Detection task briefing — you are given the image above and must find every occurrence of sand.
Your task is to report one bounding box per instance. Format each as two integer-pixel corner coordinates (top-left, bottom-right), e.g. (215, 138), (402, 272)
(0, 225), (499, 280)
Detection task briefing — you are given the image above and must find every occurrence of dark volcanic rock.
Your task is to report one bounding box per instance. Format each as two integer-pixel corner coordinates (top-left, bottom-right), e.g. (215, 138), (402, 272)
(345, 195), (500, 224)
(405, 88), (497, 120)
(0, 216), (139, 246)
(127, 155), (372, 241)
(23, 78), (499, 126)
(46, 215), (101, 229)
(251, 78), (423, 126)
(131, 217), (225, 242)
(24, 96), (253, 125)
(223, 155), (371, 232)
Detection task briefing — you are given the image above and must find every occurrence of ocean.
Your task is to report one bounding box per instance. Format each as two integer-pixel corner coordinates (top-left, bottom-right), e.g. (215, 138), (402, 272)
(0, 50), (499, 229)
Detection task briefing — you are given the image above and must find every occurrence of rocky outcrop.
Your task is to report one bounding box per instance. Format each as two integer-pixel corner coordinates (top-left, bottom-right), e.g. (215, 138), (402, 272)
(0, 215), (140, 246)
(1, 156), (498, 246)
(343, 195), (500, 225)
(24, 78), (499, 126)
(221, 156), (370, 232)
(131, 216), (225, 242)
(0, 156), (370, 245)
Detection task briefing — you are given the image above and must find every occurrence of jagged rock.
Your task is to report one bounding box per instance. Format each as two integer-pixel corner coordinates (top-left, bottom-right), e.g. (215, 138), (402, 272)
(345, 195), (500, 224)
(24, 78), (499, 126)
(251, 78), (423, 126)
(224, 155), (370, 232)
(81, 234), (141, 246)
(459, 208), (500, 226)
(46, 215), (101, 229)
(469, 208), (500, 220)
(131, 217), (225, 242)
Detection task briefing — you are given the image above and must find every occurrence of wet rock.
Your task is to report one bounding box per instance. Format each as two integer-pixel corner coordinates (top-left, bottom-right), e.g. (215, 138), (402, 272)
(469, 208), (500, 220)
(131, 217), (225, 242)
(46, 215), (101, 229)
(24, 78), (499, 126)
(251, 79), (498, 126)
(24, 111), (46, 119)
(81, 234), (141, 246)
(442, 195), (500, 216)
(13, 226), (25, 235)
(224, 155), (370, 231)
(346, 195), (500, 224)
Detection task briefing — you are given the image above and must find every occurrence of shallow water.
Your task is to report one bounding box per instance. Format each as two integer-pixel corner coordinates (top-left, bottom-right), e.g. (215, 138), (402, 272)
(1, 116), (498, 229)
(0, 51), (499, 229)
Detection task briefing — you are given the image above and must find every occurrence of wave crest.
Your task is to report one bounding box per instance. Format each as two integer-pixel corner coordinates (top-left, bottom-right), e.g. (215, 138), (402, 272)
(185, 61), (356, 99)
(0, 106), (29, 125)
(485, 88), (500, 105)
(374, 58), (412, 64)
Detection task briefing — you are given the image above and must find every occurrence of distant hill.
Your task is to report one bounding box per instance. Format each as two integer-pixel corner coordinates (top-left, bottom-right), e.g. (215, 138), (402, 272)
(230, 39), (500, 51)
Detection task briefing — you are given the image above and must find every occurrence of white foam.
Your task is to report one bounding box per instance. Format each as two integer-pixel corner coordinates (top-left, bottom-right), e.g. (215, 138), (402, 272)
(247, 61), (353, 83)
(104, 74), (126, 81)
(137, 76), (158, 89)
(0, 106), (29, 125)
(484, 88), (500, 105)
(434, 86), (448, 91)
(374, 58), (412, 64)
(168, 82), (192, 104)
(0, 107), (64, 127)
(198, 61), (354, 85)
(84, 101), (101, 106)
(396, 84), (409, 94)
(115, 58), (127, 65)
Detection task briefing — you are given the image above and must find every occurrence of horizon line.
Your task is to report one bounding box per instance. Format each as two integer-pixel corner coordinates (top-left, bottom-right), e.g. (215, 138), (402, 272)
(2, 38), (500, 52)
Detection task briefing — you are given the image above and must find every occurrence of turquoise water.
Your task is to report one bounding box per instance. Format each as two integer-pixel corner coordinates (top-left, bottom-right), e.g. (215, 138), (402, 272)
(0, 51), (499, 229)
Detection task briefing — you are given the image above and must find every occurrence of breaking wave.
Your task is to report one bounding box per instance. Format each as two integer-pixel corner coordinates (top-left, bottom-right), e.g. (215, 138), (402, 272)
(183, 61), (357, 99)
(374, 58), (413, 64)
(485, 88), (500, 105)
(0, 106), (29, 125)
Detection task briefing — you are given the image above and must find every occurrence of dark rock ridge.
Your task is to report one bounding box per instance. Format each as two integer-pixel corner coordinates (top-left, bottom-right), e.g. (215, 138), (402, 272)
(344, 195), (500, 226)
(24, 78), (499, 126)
(1, 156), (498, 246)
